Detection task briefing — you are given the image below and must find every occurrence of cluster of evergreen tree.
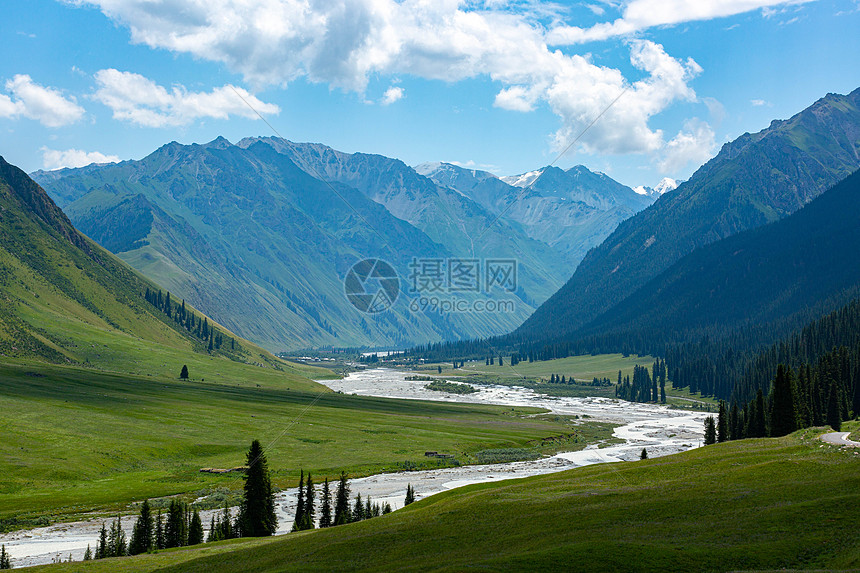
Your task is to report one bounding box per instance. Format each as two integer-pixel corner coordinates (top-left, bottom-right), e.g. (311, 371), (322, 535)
(89, 499), (205, 560)
(713, 353), (857, 441)
(143, 287), (236, 352)
(614, 363), (666, 404)
(85, 439), (276, 564)
(292, 471), (394, 530)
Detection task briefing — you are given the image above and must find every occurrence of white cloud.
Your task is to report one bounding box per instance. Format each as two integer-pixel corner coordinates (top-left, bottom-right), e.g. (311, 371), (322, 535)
(41, 147), (121, 170)
(75, 1), (713, 158)
(0, 75), (85, 127)
(658, 118), (717, 174)
(543, 40), (703, 156)
(750, 98), (771, 106)
(547, 0), (813, 44)
(381, 86), (404, 105)
(93, 69), (280, 127)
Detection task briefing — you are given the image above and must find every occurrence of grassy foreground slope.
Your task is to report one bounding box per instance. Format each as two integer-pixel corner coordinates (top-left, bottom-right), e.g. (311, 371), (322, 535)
(35, 430), (860, 572)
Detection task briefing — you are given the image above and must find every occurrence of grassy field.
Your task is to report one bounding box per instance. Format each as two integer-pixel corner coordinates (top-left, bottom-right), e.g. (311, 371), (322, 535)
(30, 428), (860, 572)
(0, 361), (586, 527)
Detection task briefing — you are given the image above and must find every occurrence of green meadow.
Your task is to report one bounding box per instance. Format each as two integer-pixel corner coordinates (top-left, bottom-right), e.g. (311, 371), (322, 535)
(29, 428), (860, 572)
(0, 361), (584, 527)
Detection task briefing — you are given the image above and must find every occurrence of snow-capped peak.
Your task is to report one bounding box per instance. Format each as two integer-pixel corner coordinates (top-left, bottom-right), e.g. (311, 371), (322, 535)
(635, 177), (678, 198)
(500, 169), (544, 188)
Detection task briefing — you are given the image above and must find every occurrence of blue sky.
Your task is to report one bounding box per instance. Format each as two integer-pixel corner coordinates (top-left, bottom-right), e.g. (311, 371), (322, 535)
(2, 0), (858, 188)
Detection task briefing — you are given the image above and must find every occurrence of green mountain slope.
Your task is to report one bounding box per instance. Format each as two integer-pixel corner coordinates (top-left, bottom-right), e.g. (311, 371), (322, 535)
(518, 87), (860, 339)
(576, 168), (860, 349)
(33, 139), (537, 350)
(0, 155), (317, 383)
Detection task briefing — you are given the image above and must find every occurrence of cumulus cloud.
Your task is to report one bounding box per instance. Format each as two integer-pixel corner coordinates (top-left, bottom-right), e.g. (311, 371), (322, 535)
(381, 86), (404, 105)
(657, 118), (717, 174)
(41, 147), (121, 170)
(547, 0), (814, 44)
(92, 69), (280, 127)
(75, 1), (714, 159)
(0, 75), (85, 127)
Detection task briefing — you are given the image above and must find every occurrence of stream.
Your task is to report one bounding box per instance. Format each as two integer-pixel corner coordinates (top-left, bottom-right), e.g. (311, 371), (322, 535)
(1, 368), (706, 568)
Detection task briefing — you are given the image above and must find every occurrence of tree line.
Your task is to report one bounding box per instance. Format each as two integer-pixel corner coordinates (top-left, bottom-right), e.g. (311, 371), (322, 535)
(144, 287), (236, 353)
(702, 353), (853, 445)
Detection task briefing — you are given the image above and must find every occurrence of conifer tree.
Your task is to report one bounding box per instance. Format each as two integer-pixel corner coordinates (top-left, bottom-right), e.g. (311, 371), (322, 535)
(207, 515), (217, 542)
(382, 502), (393, 514)
(319, 478), (333, 528)
(108, 516), (127, 556)
(729, 401), (740, 440)
(129, 499), (154, 555)
(96, 523), (108, 559)
(179, 365), (189, 380)
(83, 545), (92, 561)
(704, 416), (717, 445)
(334, 472), (351, 526)
(770, 364), (798, 437)
(717, 400), (729, 442)
(155, 510), (165, 549)
(292, 470), (305, 532)
(365, 496), (373, 519)
(302, 473), (315, 530)
(0, 545), (10, 569)
(754, 388), (767, 437)
(187, 510), (204, 546)
(165, 500), (186, 548)
(405, 484), (415, 506)
(640, 448), (648, 459)
(238, 439), (277, 537)
(352, 493), (364, 522)
(827, 380), (842, 431)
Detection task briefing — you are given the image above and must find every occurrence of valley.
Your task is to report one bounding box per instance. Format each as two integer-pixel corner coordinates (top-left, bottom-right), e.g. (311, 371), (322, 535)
(2, 4), (859, 569)
(2, 366), (705, 567)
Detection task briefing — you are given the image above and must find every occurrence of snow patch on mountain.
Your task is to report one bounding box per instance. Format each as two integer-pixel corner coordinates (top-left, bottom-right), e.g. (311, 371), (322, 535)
(634, 177), (678, 198)
(501, 169), (544, 188)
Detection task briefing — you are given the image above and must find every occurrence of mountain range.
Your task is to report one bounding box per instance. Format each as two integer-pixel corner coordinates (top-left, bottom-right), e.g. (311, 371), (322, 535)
(518, 87), (860, 340)
(33, 138), (652, 350)
(416, 162), (653, 264)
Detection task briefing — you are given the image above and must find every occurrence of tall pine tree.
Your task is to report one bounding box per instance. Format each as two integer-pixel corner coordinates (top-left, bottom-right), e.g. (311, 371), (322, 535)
(128, 499), (154, 555)
(319, 478), (333, 528)
(292, 470), (305, 532)
(238, 439), (277, 537)
(334, 472), (351, 526)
